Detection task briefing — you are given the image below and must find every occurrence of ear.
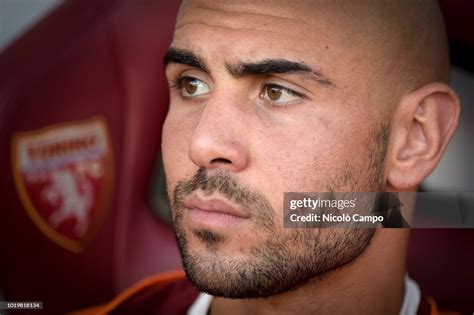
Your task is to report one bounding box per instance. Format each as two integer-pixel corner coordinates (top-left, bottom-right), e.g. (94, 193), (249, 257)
(386, 83), (460, 190)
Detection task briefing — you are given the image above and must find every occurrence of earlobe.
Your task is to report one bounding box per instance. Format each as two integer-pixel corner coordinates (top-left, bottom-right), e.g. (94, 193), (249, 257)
(386, 83), (460, 190)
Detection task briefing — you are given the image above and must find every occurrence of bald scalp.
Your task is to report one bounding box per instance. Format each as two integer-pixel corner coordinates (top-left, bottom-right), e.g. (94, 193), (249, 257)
(330, 0), (450, 106)
(367, 0), (449, 88)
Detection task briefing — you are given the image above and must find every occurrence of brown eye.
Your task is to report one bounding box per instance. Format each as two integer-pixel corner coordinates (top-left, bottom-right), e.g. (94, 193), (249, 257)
(266, 85), (283, 101)
(260, 83), (303, 106)
(177, 76), (210, 97)
(184, 78), (198, 94)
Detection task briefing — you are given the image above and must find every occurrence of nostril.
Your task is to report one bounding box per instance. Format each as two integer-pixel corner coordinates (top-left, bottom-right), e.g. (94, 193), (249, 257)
(211, 158), (232, 164)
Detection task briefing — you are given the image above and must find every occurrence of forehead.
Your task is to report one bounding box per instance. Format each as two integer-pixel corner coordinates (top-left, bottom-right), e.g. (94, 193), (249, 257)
(173, 1), (358, 66)
(175, 0), (371, 31)
(176, 1), (316, 36)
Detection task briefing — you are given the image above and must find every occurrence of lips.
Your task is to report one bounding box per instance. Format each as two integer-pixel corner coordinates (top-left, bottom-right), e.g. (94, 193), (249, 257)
(183, 194), (250, 219)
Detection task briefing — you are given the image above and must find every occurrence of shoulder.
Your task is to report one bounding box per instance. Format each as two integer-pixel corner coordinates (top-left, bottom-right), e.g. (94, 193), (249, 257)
(69, 270), (199, 315)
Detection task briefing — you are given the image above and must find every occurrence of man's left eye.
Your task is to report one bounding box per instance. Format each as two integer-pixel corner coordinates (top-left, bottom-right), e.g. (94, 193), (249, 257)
(260, 84), (302, 104)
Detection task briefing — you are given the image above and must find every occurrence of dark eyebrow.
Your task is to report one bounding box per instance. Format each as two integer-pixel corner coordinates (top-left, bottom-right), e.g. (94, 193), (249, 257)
(226, 59), (334, 87)
(164, 48), (334, 88)
(163, 47), (210, 73)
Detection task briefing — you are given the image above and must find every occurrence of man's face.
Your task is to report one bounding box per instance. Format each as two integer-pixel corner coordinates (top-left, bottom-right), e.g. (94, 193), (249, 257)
(163, 1), (390, 298)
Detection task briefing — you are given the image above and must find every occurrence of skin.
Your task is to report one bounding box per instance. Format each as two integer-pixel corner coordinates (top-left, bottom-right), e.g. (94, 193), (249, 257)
(162, 1), (461, 314)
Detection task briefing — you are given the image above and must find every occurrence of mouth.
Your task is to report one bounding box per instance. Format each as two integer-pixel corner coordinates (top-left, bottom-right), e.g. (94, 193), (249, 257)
(183, 194), (250, 228)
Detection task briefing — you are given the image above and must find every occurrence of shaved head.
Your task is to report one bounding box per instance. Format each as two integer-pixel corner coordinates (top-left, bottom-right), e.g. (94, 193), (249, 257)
(354, 0), (450, 92)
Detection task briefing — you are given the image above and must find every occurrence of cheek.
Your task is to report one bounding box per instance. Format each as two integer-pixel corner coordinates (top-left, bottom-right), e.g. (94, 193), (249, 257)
(250, 115), (369, 209)
(161, 111), (196, 186)
(253, 127), (337, 186)
(247, 132), (327, 217)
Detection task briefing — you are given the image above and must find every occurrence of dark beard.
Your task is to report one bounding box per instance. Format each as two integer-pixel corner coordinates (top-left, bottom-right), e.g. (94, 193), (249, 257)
(170, 125), (389, 299)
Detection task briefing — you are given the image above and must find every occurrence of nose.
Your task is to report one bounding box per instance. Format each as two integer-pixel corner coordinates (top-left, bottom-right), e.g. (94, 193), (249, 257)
(188, 101), (249, 173)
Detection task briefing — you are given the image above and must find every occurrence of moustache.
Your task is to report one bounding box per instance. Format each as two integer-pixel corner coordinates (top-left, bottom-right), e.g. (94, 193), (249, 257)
(172, 168), (275, 226)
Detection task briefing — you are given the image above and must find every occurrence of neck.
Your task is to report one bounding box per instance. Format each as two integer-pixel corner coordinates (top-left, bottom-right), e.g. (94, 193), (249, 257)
(211, 229), (409, 315)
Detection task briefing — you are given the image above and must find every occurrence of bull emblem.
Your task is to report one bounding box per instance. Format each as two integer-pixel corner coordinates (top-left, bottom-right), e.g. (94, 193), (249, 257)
(43, 169), (92, 237)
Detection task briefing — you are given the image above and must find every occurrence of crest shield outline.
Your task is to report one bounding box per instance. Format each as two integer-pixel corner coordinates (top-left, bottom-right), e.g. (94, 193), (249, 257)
(11, 117), (114, 252)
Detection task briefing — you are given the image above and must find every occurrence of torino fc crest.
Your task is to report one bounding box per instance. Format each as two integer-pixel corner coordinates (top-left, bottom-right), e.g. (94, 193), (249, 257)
(11, 117), (113, 252)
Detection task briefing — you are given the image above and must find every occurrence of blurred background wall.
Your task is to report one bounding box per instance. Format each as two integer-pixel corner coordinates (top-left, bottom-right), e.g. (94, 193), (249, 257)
(0, 0), (61, 51)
